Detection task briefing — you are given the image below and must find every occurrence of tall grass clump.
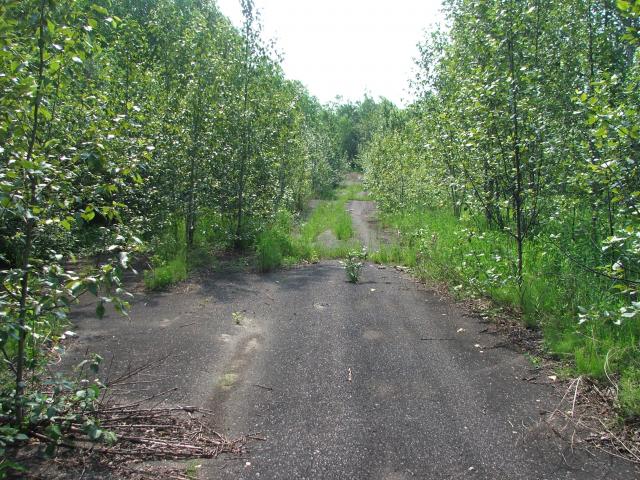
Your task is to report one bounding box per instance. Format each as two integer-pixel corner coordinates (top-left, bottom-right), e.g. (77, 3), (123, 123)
(333, 210), (353, 241)
(256, 211), (295, 272)
(144, 217), (189, 290)
(144, 253), (187, 290)
(619, 367), (640, 420)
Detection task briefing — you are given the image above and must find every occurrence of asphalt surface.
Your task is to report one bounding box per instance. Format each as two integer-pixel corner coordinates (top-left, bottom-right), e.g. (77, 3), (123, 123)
(63, 202), (638, 479)
(347, 199), (384, 251)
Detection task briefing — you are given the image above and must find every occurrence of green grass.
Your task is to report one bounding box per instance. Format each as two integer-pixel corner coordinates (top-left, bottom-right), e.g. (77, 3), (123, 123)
(338, 183), (369, 201)
(371, 207), (640, 418)
(256, 230), (287, 272)
(144, 184), (361, 282)
(371, 242), (418, 267)
(253, 182), (363, 270)
(619, 367), (640, 420)
(143, 252), (187, 290)
(185, 461), (200, 479)
(143, 209), (236, 288)
(299, 199), (353, 243)
(256, 215), (295, 272)
(143, 216), (190, 290)
(294, 184), (361, 257)
(145, 177), (365, 279)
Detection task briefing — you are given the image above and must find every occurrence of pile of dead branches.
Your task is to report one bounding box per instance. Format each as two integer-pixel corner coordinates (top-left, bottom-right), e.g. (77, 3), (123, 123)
(89, 359), (248, 462)
(10, 356), (258, 479)
(13, 399), (253, 479)
(547, 376), (640, 465)
(72, 404), (245, 461)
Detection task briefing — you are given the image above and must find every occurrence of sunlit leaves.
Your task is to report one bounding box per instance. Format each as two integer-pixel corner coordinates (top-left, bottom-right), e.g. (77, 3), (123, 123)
(368, 0), (639, 330)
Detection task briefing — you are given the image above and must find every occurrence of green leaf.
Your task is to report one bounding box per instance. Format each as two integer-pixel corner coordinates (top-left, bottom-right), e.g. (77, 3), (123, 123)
(595, 125), (608, 138)
(0, 460), (26, 472)
(617, 0), (631, 11)
(81, 210), (95, 222)
(87, 425), (103, 441)
(87, 282), (98, 296)
(91, 4), (109, 15)
(46, 424), (62, 440)
(68, 280), (83, 293)
(102, 431), (117, 444)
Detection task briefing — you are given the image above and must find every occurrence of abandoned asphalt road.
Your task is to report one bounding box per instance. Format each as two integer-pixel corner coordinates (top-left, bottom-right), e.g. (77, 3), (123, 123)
(64, 201), (638, 479)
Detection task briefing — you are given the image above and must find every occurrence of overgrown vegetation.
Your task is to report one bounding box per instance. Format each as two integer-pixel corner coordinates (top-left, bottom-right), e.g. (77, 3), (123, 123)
(3, 0), (639, 473)
(255, 183), (365, 271)
(361, 0), (640, 420)
(255, 212), (296, 272)
(343, 249), (367, 283)
(144, 253), (188, 290)
(0, 0), (364, 471)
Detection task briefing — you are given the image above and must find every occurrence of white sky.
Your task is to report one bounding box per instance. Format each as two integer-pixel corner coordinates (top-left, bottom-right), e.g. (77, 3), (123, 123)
(216, 0), (444, 106)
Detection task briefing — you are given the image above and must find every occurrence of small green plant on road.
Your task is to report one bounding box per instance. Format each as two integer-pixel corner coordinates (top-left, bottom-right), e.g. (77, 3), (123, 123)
(344, 249), (367, 283)
(185, 461), (201, 479)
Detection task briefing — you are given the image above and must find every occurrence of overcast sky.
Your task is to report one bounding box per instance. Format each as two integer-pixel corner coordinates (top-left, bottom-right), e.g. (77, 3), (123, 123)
(215, 0), (444, 106)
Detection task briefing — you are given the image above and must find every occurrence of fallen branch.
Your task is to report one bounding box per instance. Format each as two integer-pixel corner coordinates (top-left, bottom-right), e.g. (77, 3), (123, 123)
(545, 376), (640, 465)
(20, 401), (250, 480)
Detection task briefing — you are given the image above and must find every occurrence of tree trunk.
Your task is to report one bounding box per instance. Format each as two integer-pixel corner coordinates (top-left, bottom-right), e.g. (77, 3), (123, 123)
(507, 12), (525, 294)
(235, 8), (253, 248)
(16, 0), (47, 425)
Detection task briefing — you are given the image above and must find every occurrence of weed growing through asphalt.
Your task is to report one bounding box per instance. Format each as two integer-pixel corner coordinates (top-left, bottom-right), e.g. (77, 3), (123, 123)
(219, 373), (238, 390)
(344, 249), (367, 283)
(525, 353), (542, 369)
(185, 461), (201, 479)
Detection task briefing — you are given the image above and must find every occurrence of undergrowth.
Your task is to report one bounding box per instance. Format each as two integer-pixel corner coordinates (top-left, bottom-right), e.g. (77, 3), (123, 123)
(255, 182), (362, 271)
(144, 179), (365, 279)
(371, 208), (640, 419)
(143, 211), (235, 289)
(144, 254), (187, 290)
(144, 218), (188, 290)
(256, 212), (296, 272)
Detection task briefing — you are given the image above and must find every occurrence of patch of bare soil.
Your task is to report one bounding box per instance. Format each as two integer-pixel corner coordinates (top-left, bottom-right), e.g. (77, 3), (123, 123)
(315, 229), (340, 249)
(346, 200), (394, 251)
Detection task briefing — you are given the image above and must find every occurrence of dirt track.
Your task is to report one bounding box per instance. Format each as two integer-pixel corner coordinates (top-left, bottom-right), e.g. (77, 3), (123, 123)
(347, 199), (389, 251)
(63, 199), (638, 479)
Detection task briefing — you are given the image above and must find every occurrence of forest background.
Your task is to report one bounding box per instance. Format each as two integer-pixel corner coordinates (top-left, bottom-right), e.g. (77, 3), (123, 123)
(1, 0), (639, 470)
